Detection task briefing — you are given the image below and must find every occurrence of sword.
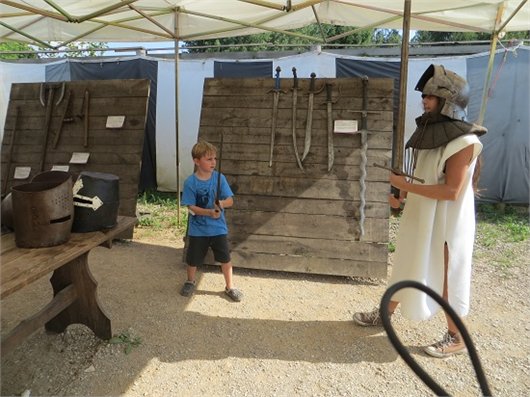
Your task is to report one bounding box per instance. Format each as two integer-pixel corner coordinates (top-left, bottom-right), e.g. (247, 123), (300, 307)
(373, 163), (425, 184)
(302, 72), (317, 162)
(324, 82), (335, 172)
(291, 67), (304, 170)
(268, 66), (285, 167)
(215, 132), (224, 212)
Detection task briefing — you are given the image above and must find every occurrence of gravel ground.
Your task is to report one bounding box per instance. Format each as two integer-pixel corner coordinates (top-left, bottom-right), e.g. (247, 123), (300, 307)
(1, 219), (529, 397)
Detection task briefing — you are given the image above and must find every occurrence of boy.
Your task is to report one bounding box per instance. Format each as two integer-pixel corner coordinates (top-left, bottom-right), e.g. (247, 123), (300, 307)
(180, 140), (243, 302)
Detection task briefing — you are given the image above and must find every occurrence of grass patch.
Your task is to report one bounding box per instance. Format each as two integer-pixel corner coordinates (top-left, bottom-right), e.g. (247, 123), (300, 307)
(136, 190), (188, 234)
(474, 204), (529, 274)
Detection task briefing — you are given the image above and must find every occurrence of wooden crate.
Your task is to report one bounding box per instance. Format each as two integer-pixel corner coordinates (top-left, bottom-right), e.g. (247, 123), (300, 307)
(1, 80), (150, 237)
(197, 77), (393, 278)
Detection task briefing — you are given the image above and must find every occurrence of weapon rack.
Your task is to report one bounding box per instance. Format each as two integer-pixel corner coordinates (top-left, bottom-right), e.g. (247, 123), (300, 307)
(1, 80), (150, 238)
(198, 77), (394, 278)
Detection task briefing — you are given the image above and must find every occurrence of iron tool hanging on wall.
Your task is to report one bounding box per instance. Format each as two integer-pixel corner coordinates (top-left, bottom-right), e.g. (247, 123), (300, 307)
(39, 82), (66, 171)
(324, 82), (337, 172)
(302, 72), (323, 162)
(268, 66), (285, 167)
(291, 67), (304, 171)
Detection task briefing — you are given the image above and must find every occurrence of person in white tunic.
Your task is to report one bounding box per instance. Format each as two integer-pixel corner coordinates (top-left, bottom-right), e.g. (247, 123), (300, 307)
(353, 65), (487, 358)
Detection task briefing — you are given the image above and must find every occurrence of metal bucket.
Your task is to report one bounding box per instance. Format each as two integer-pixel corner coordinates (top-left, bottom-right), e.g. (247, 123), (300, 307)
(11, 171), (74, 248)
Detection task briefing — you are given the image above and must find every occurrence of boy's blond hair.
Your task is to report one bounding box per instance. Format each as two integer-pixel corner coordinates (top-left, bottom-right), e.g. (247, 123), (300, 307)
(191, 140), (217, 160)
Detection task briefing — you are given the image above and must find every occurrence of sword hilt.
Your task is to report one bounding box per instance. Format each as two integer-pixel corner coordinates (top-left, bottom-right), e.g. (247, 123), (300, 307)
(274, 66), (281, 90)
(309, 72), (316, 92)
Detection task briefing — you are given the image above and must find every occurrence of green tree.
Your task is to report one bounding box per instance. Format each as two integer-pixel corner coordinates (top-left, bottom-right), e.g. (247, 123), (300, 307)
(0, 41), (108, 59)
(411, 30), (529, 43)
(183, 24), (374, 53)
(35, 41), (109, 58)
(0, 41), (38, 59)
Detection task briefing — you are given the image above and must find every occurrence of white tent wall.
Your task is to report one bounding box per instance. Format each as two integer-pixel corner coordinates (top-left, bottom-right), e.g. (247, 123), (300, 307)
(0, 61), (47, 137)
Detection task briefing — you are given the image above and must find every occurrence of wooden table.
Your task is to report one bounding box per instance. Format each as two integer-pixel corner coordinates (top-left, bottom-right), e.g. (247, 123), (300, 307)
(1, 216), (136, 356)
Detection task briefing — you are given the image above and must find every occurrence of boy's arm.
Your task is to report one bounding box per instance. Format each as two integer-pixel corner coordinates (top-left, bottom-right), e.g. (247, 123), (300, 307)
(187, 205), (220, 218)
(217, 196), (233, 209)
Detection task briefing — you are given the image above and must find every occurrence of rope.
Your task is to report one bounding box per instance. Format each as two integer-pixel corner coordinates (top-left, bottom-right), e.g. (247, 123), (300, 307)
(380, 281), (492, 397)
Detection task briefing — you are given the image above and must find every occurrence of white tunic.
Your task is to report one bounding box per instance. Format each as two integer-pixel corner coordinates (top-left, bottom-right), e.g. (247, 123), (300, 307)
(388, 134), (483, 321)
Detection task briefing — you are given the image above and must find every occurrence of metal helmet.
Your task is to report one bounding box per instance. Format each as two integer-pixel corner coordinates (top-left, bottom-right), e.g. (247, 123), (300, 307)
(415, 64), (470, 121)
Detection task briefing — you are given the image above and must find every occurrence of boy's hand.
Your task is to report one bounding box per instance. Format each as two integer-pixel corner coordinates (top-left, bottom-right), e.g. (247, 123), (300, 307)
(210, 208), (221, 219)
(214, 199), (223, 213)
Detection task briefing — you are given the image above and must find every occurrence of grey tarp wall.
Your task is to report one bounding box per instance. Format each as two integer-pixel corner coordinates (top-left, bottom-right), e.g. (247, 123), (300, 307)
(46, 58), (158, 192)
(337, 49), (529, 204)
(214, 61), (272, 78)
(467, 49), (530, 204)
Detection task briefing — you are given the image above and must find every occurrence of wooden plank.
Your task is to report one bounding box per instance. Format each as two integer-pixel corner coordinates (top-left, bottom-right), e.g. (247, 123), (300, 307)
(1, 284), (77, 356)
(229, 235), (388, 262)
(229, 251), (388, 278)
(226, 176), (389, 202)
(0, 216), (136, 299)
(233, 195), (389, 218)
(227, 212), (389, 242)
(202, 95), (393, 111)
(9, 80), (151, 100)
(200, 126), (392, 148)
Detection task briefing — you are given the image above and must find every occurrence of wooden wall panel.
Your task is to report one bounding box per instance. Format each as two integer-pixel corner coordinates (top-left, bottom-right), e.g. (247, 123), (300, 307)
(1, 80), (150, 237)
(197, 77), (393, 277)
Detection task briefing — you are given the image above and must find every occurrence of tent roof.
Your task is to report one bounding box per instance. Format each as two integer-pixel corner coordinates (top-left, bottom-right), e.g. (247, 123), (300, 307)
(1, 1), (529, 47)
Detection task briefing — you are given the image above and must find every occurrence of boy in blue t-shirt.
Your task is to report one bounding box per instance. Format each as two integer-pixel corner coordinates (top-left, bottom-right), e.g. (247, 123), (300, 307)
(180, 140), (242, 302)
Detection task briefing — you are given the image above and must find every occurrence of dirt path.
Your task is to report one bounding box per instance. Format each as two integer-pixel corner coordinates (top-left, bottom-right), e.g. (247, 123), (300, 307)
(1, 230), (529, 396)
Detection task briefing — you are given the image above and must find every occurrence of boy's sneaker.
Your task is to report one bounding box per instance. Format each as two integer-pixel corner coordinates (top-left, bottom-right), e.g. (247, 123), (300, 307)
(424, 332), (467, 358)
(224, 288), (243, 302)
(353, 307), (385, 327)
(180, 281), (196, 297)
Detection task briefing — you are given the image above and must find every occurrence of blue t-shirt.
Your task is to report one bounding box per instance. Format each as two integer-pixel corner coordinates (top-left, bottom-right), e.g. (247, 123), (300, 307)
(181, 171), (234, 237)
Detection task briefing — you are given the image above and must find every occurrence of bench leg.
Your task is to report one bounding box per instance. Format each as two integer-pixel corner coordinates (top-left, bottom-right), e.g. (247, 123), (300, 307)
(45, 253), (112, 340)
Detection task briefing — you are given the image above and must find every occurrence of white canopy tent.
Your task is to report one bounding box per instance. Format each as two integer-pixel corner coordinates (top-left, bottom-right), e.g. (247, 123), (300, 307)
(1, 0), (528, 207)
(1, 1), (528, 43)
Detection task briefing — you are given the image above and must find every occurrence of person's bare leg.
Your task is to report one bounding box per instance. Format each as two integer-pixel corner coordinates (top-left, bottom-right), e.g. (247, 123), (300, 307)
(220, 262), (233, 290)
(187, 265), (197, 283)
(443, 243), (458, 335)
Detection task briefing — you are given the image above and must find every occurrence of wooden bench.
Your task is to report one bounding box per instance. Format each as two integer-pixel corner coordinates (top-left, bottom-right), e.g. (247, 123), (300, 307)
(1, 215), (137, 355)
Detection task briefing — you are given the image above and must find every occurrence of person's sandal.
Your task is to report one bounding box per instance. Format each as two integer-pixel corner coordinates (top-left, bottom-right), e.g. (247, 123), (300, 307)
(180, 281), (196, 297)
(225, 288), (243, 302)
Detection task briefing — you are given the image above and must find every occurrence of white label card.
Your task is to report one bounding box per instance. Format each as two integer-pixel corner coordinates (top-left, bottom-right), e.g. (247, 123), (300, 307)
(70, 152), (90, 164)
(334, 119), (358, 134)
(52, 165), (70, 172)
(14, 166), (31, 179)
(106, 115), (126, 129)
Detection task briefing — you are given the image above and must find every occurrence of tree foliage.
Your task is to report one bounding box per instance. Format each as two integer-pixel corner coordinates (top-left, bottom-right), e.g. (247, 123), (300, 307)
(183, 25), (402, 53)
(412, 30), (529, 43)
(0, 41), (38, 59)
(0, 41), (108, 59)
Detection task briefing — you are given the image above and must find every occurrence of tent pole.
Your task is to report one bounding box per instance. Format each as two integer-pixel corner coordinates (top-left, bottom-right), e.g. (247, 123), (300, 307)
(393, 0), (411, 173)
(174, 8), (181, 223)
(477, 3), (505, 125)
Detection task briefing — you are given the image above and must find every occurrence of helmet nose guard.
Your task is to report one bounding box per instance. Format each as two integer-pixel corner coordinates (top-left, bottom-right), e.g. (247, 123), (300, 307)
(415, 64), (470, 121)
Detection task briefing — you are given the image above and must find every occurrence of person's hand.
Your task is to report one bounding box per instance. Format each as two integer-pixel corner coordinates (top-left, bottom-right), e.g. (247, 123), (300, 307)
(388, 194), (405, 209)
(210, 208), (221, 219)
(389, 173), (408, 191)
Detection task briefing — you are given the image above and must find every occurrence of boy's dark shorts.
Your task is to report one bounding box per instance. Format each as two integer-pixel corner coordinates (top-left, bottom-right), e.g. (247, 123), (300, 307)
(186, 235), (231, 267)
